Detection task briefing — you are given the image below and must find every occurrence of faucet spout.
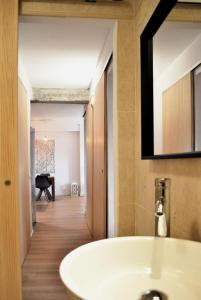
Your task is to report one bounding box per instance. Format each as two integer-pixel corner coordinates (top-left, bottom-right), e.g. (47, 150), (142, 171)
(155, 199), (168, 237)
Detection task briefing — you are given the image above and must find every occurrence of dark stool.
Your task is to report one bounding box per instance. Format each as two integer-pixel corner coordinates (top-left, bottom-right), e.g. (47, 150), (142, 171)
(35, 175), (52, 202)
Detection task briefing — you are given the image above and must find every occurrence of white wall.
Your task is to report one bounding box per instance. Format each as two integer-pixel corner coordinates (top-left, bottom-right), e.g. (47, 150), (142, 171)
(35, 131), (80, 196)
(31, 119), (80, 132)
(18, 55), (33, 99)
(18, 57), (32, 264)
(90, 24), (114, 100)
(154, 32), (201, 154)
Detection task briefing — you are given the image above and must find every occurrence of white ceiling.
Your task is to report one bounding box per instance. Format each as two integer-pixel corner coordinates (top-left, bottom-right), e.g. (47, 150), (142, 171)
(19, 17), (114, 89)
(31, 103), (84, 132)
(153, 21), (201, 79)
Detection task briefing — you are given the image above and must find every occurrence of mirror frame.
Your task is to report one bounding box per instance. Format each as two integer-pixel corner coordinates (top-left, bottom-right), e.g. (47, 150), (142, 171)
(140, 0), (201, 159)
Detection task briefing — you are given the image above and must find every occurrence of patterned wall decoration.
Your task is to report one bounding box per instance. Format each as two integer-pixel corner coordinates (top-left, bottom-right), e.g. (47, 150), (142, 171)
(35, 139), (55, 173)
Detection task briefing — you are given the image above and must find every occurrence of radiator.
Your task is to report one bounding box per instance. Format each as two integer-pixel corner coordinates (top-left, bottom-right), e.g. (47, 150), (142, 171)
(71, 182), (79, 197)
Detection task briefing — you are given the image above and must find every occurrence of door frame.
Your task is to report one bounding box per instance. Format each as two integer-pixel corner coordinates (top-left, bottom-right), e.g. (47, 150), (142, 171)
(1, 1), (135, 298)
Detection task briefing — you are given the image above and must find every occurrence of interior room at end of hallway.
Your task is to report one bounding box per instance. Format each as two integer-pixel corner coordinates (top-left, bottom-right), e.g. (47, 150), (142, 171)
(31, 102), (86, 198)
(34, 131), (80, 196)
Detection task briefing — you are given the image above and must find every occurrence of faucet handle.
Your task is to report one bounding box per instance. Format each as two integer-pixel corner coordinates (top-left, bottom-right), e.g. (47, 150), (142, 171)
(155, 178), (167, 198)
(155, 178), (166, 187)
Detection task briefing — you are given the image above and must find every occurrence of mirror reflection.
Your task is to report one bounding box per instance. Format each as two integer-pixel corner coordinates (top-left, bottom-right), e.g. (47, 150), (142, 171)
(153, 4), (201, 155)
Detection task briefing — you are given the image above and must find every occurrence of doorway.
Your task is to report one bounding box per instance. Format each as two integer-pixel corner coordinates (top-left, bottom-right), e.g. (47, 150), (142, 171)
(19, 15), (116, 299)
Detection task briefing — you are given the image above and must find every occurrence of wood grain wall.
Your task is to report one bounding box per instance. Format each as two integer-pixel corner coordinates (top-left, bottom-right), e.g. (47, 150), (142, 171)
(162, 72), (193, 154)
(18, 78), (31, 263)
(0, 0), (22, 299)
(93, 73), (107, 240)
(134, 0), (201, 241)
(86, 104), (94, 236)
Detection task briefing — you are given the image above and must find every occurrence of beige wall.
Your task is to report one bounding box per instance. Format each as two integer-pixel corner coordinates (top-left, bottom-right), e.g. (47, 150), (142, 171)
(114, 19), (135, 236)
(134, 0), (201, 242)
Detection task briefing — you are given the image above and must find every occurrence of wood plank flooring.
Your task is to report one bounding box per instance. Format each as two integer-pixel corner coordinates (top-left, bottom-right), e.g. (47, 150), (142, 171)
(22, 196), (92, 300)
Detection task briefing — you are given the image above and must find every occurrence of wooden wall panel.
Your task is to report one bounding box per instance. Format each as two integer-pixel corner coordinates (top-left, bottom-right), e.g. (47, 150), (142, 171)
(0, 0), (22, 299)
(162, 73), (193, 154)
(18, 78), (31, 263)
(86, 104), (94, 236)
(93, 73), (107, 240)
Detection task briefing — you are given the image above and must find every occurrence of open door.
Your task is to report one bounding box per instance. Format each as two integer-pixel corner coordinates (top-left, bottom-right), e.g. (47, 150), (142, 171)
(93, 72), (107, 240)
(30, 127), (36, 225)
(86, 104), (94, 236)
(0, 1), (22, 298)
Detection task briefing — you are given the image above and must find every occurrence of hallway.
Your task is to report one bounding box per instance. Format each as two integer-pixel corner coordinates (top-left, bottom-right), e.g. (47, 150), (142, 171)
(22, 197), (92, 300)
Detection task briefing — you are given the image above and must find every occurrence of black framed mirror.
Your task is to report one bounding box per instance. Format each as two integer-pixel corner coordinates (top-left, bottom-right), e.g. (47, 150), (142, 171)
(141, 0), (201, 159)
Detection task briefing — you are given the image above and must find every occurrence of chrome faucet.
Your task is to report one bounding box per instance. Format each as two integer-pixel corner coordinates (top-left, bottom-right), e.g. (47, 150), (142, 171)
(155, 178), (170, 237)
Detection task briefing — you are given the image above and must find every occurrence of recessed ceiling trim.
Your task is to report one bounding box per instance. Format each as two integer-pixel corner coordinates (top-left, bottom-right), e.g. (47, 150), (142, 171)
(32, 88), (89, 103)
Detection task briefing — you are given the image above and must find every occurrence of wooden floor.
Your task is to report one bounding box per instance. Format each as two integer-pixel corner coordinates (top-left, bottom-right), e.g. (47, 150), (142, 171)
(22, 196), (92, 300)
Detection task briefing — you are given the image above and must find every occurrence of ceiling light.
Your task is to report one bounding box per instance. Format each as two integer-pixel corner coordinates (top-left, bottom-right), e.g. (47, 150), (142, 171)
(43, 136), (48, 142)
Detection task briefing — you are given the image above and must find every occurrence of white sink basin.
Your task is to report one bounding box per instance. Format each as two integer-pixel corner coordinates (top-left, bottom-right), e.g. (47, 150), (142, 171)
(59, 237), (201, 300)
